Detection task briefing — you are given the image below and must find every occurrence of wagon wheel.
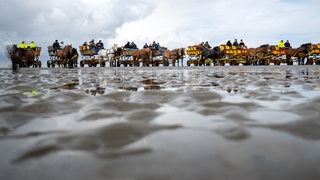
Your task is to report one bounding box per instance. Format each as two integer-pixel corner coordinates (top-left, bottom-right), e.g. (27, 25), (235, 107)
(88, 61), (92, 67)
(286, 60), (293, 65)
(123, 61), (128, 67)
(274, 60), (280, 65)
(100, 62), (106, 67)
(230, 60), (238, 66)
(152, 60), (157, 67)
(187, 60), (191, 66)
(306, 59), (313, 65)
(51, 61), (55, 68)
(205, 59), (211, 66)
(80, 60), (84, 67)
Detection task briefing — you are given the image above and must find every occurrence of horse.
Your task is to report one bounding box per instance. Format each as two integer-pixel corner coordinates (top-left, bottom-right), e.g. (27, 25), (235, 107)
(162, 48), (185, 66)
(131, 48), (153, 67)
(6, 45), (35, 69)
(98, 44), (119, 67)
(66, 47), (78, 67)
(285, 48), (298, 65)
(245, 48), (257, 65)
(200, 46), (221, 66)
(248, 44), (270, 65)
(296, 43), (312, 65)
(56, 45), (74, 67)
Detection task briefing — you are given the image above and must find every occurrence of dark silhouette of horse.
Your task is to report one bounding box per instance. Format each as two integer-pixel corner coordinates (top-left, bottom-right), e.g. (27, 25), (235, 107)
(200, 46), (221, 66)
(6, 45), (35, 70)
(296, 43), (312, 65)
(55, 45), (78, 67)
(67, 47), (79, 67)
(285, 48), (298, 65)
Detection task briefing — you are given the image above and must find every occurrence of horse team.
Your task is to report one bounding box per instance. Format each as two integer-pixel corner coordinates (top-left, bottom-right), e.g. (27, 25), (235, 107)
(78, 44), (185, 67)
(8, 42), (320, 69)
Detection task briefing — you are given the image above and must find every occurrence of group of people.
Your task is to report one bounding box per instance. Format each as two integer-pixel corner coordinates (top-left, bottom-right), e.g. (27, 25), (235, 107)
(226, 39), (246, 48)
(18, 41), (37, 49)
(124, 42), (138, 49)
(82, 39), (104, 49)
(278, 40), (291, 49)
(143, 41), (161, 50)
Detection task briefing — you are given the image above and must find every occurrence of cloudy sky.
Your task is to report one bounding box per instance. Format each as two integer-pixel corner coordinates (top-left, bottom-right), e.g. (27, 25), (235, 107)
(1, 0), (319, 67)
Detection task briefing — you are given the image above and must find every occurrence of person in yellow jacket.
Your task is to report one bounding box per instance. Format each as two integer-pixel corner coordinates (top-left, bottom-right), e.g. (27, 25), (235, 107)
(29, 41), (36, 49)
(18, 41), (27, 49)
(278, 40), (285, 48)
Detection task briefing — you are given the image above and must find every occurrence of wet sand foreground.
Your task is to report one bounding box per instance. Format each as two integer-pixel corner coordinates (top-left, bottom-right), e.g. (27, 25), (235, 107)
(0, 66), (320, 180)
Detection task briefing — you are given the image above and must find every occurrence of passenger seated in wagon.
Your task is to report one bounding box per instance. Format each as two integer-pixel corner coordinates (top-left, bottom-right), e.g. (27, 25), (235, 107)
(233, 39), (239, 47)
(226, 40), (232, 47)
(60, 41), (66, 50)
(285, 40), (291, 49)
(29, 41), (36, 49)
(130, 42), (138, 49)
(143, 43), (149, 48)
(18, 41), (27, 49)
(96, 40), (104, 50)
(239, 39), (246, 48)
(278, 40), (285, 49)
(124, 42), (131, 48)
(52, 40), (60, 53)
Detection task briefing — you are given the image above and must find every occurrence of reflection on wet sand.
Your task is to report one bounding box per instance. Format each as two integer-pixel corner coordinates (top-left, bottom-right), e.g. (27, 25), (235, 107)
(0, 66), (320, 180)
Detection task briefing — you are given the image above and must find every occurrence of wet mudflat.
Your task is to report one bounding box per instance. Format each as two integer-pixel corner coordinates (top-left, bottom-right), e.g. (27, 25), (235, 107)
(0, 66), (320, 180)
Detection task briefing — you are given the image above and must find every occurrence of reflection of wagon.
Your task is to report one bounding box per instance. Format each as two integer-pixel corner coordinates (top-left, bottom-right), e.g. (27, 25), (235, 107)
(79, 46), (106, 67)
(218, 45), (248, 66)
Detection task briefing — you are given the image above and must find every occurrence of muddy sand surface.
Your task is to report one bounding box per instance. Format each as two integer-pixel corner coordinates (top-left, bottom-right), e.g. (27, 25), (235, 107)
(0, 66), (320, 180)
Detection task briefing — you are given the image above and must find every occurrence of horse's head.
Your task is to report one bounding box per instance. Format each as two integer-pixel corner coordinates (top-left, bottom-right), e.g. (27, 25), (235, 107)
(180, 48), (186, 56)
(65, 45), (73, 53)
(300, 43), (312, 50)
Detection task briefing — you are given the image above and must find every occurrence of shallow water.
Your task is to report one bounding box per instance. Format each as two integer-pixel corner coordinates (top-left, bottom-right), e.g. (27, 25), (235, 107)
(1, 66), (320, 180)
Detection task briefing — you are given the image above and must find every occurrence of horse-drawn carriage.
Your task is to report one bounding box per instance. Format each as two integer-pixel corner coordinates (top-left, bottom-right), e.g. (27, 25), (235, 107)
(6, 45), (42, 69)
(218, 45), (248, 66)
(149, 48), (170, 66)
(118, 48), (140, 67)
(47, 45), (78, 68)
(253, 45), (289, 65)
(79, 46), (102, 67)
(79, 45), (122, 67)
(118, 48), (153, 67)
(187, 45), (202, 66)
(187, 45), (218, 66)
